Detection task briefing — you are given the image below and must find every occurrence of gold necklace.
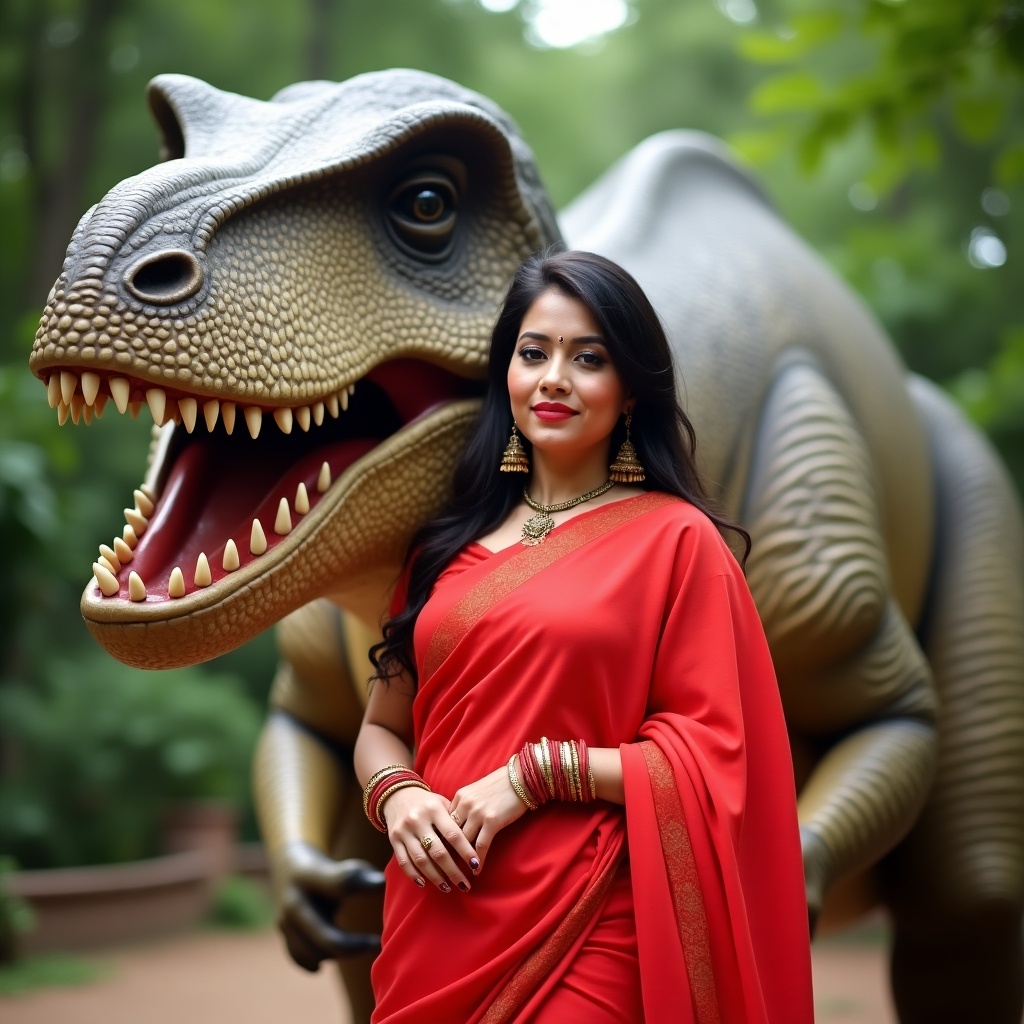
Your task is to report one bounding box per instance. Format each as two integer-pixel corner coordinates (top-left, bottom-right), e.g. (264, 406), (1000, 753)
(520, 479), (614, 546)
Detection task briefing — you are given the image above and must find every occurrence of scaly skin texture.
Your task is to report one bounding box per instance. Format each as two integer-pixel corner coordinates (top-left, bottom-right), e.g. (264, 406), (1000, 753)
(30, 73), (1024, 1022)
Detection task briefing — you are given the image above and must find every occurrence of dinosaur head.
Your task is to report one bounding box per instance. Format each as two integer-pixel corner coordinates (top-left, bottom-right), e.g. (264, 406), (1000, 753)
(29, 70), (559, 668)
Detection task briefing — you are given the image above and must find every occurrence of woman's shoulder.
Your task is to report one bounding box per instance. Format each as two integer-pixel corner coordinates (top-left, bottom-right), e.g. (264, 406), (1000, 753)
(633, 492), (743, 567)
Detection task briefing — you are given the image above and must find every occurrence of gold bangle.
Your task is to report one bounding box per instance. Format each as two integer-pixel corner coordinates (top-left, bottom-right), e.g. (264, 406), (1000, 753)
(560, 742), (575, 802)
(507, 754), (537, 810)
(569, 741), (582, 802)
(374, 779), (430, 831)
(588, 762), (596, 801)
(538, 738), (555, 799)
(362, 764), (408, 815)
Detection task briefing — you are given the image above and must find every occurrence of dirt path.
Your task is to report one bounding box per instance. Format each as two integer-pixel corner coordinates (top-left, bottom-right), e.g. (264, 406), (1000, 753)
(1, 926), (896, 1023)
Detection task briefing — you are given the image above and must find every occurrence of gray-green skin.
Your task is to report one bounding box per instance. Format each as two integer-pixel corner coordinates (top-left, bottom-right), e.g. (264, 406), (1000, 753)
(29, 70), (1024, 1023)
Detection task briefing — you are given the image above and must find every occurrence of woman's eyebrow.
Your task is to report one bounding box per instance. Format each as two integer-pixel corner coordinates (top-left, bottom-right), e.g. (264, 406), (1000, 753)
(517, 331), (607, 345)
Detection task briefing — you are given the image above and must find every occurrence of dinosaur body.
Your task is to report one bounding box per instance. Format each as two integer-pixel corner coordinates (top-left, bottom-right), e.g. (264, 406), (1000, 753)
(30, 71), (1024, 1022)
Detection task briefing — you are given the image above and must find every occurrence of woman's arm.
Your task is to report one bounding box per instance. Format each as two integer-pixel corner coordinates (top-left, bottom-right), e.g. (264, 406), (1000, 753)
(355, 677), (479, 892)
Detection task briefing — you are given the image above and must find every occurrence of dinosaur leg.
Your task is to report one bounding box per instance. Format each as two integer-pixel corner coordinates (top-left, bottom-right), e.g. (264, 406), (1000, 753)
(741, 357), (939, 925)
(882, 378), (1024, 1024)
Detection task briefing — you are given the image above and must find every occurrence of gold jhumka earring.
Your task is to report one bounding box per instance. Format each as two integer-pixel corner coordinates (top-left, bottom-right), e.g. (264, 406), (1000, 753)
(500, 424), (530, 473)
(609, 412), (645, 483)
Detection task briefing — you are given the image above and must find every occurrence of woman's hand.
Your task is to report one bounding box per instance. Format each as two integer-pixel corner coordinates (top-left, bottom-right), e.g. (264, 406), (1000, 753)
(382, 786), (479, 893)
(449, 764), (530, 871)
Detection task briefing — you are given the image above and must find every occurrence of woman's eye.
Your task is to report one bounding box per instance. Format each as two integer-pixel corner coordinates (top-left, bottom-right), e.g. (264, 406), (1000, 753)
(518, 346), (544, 361)
(577, 351), (605, 366)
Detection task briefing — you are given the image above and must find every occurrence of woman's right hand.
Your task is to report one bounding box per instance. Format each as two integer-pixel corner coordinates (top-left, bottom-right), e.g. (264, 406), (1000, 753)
(382, 786), (480, 893)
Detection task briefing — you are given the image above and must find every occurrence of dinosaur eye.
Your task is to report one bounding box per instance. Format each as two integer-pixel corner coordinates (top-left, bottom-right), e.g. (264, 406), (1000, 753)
(386, 171), (458, 259)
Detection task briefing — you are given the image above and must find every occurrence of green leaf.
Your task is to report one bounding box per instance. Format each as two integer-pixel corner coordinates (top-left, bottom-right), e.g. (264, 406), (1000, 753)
(737, 14), (843, 64)
(727, 127), (792, 165)
(751, 72), (826, 114)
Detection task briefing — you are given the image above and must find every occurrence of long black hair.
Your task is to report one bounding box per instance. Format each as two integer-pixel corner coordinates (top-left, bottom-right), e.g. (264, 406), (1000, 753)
(370, 249), (749, 686)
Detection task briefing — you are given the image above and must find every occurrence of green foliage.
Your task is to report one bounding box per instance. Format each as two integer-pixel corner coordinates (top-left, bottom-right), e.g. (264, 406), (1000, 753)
(0, 653), (260, 868)
(0, 857), (36, 964)
(206, 875), (273, 930)
(0, 953), (107, 996)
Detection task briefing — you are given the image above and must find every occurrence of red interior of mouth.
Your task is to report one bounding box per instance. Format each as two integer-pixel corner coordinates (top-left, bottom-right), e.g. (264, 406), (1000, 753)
(97, 359), (479, 602)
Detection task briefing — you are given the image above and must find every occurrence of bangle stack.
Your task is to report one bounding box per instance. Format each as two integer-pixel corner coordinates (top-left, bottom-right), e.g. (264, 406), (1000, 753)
(508, 737), (597, 810)
(363, 764), (430, 832)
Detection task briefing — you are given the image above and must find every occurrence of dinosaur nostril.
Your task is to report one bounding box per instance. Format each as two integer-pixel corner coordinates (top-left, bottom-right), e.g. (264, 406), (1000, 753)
(124, 250), (203, 305)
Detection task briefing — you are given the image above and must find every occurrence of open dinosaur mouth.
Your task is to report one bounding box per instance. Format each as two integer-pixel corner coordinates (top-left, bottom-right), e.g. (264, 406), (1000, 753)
(44, 360), (480, 603)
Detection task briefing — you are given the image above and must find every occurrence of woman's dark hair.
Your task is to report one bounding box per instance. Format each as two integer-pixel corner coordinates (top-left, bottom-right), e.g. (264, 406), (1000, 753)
(370, 249), (749, 685)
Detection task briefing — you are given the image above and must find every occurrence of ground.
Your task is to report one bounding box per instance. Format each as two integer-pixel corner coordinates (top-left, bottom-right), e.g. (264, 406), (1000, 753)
(0, 923), (896, 1023)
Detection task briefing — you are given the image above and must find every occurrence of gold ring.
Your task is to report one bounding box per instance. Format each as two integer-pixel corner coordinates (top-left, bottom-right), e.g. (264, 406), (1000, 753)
(420, 835), (433, 851)
(451, 810), (462, 826)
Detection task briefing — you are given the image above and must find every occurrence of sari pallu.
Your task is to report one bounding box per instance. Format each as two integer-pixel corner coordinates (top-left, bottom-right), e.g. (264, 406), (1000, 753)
(370, 494), (814, 1023)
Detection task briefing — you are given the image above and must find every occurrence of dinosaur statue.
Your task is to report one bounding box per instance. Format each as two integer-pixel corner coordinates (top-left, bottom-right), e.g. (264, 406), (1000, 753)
(28, 70), (1024, 1023)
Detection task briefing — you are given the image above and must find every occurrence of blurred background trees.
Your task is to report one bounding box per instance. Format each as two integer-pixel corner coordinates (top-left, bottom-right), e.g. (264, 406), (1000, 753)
(0, 0), (1019, 868)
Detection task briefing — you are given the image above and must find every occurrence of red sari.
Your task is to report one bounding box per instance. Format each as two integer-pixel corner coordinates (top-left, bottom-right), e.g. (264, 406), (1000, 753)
(370, 493), (813, 1023)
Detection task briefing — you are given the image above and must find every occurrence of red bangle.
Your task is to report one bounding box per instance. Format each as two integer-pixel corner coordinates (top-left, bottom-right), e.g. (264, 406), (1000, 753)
(518, 741), (549, 807)
(365, 769), (428, 831)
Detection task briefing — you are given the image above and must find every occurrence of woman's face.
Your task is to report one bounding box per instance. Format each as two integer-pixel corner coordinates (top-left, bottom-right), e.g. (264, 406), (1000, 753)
(507, 287), (631, 465)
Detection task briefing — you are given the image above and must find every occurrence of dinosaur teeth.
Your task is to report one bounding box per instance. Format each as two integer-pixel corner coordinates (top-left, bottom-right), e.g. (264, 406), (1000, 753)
(99, 544), (121, 573)
(140, 483), (156, 503)
(94, 394), (108, 417)
(222, 402), (236, 435)
(203, 399), (220, 432)
(312, 401), (325, 426)
(326, 394), (339, 418)
(250, 518), (267, 555)
(81, 371), (100, 406)
(146, 388), (167, 426)
(222, 539), (240, 572)
(294, 482), (310, 515)
(57, 402), (69, 426)
(82, 403), (94, 425)
(244, 406), (262, 439)
(194, 552), (212, 588)
(93, 562), (120, 597)
(133, 488), (155, 517)
(110, 377), (131, 414)
(124, 507), (148, 536)
(168, 567), (185, 598)
(46, 374), (61, 408)
(60, 371), (77, 405)
(122, 524), (138, 548)
(128, 571), (147, 602)
(340, 389), (349, 412)
(296, 406), (311, 432)
(274, 497), (292, 535)
(316, 461), (331, 493)
(70, 394), (84, 425)
(273, 407), (293, 434)
(113, 537), (134, 563)
(179, 397), (198, 433)
(129, 400), (142, 419)
(97, 555), (118, 575)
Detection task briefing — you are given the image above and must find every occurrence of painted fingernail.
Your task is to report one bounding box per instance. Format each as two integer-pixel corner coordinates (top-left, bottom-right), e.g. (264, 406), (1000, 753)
(470, 857), (480, 872)
(439, 882), (451, 893)
(414, 877), (425, 888)
(458, 882), (470, 892)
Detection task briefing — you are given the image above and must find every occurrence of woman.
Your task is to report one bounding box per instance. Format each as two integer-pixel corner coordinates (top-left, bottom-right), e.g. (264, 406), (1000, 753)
(354, 250), (813, 1023)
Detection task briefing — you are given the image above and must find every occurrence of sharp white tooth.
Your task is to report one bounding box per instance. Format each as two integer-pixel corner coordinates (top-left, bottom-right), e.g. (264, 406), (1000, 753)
(340, 389), (349, 412)
(250, 519), (267, 555)
(128, 571), (147, 602)
(113, 537), (134, 563)
(221, 402), (236, 435)
(110, 377), (131, 414)
(81, 371), (100, 406)
(99, 544), (121, 573)
(168, 567), (185, 598)
(312, 401), (325, 426)
(178, 397), (198, 433)
(82, 403), (94, 425)
(326, 394), (339, 418)
(194, 552), (212, 588)
(296, 406), (311, 432)
(129, 400), (142, 419)
(97, 555), (118, 575)
(316, 461), (331, 493)
(47, 374), (61, 408)
(244, 406), (262, 439)
(94, 394), (108, 416)
(294, 482), (310, 515)
(121, 526), (138, 548)
(140, 484), (155, 503)
(60, 370), (77, 405)
(124, 507), (148, 535)
(222, 539), (240, 572)
(70, 395), (84, 424)
(133, 489), (155, 517)
(274, 497), (292, 535)
(203, 399), (220, 432)
(57, 402), (69, 426)
(348, 383), (356, 396)
(146, 388), (167, 426)
(93, 562), (120, 597)
(273, 407), (293, 434)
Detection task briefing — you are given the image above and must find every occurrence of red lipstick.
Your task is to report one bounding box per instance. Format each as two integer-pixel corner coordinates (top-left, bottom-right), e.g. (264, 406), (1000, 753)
(532, 402), (576, 421)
